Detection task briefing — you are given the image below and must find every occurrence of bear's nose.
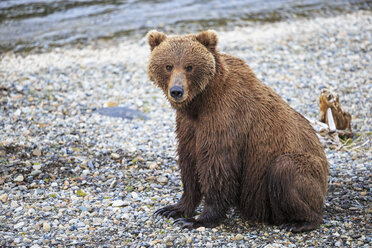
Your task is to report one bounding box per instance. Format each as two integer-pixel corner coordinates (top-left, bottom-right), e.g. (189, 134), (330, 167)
(170, 86), (184, 100)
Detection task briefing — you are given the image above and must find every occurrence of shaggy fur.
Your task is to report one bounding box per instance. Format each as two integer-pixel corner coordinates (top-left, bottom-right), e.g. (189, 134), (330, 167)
(147, 30), (329, 232)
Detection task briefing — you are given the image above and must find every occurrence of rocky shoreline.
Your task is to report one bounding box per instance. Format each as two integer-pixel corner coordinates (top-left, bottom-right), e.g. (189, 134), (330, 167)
(0, 11), (371, 247)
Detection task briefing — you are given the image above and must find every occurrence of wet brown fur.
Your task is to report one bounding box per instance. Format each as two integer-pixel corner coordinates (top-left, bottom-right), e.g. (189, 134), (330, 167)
(147, 30), (329, 232)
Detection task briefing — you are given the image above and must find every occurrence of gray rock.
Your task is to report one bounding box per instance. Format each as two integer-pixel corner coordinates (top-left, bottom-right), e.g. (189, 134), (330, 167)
(112, 200), (129, 207)
(97, 107), (148, 120)
(14, 222), (25, 229)
(30, 170), (42, 176)
(10, 201), (19, 208)
(14, 175), (24, 182)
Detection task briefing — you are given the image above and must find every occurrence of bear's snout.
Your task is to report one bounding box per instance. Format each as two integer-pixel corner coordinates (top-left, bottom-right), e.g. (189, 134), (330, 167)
(168, 72), (187, 102)
(170, 86), (184, 100)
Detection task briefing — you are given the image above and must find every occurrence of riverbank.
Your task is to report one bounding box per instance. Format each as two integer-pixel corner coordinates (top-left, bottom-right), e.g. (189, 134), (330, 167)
(0, 10), (371, 247)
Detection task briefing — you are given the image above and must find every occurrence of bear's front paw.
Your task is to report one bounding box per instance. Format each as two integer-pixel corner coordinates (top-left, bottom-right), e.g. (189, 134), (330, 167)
(174, 217), (219, 229)
(174, 218), (197, 229)
(154, 204), (185, 219)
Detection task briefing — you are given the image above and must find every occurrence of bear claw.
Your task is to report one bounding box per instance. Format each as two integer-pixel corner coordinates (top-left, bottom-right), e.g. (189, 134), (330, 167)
(279, 222), (320, 232)
(174, 218), (196, 229)
(154, 205), (183, 219)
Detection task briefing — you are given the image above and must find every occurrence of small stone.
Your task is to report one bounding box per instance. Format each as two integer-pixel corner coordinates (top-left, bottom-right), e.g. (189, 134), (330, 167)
(43, 206), (52, 211)
(149, 162), (158, 170)
(93, 218), (102, 226)
(235, 234), (244, 240)
(111, 153), (120, 160)
(157, 176), (168, 184)
(30, 170), (42, 176)
(112, 200), (129, 207)
(33, 164), (41, 170)
(196, 226), (206, 232)
(33, 149), (42, 156)
(43, 222), (51, 232)
(122, 213), (130, 220)
(23, 238), (32, 243)
(14, 175), (24, 182)
(14, 222), (25, 229)
(79, 206), (88, 212)
(0, 193), (8, 203)
(87, 161), (94, 170)
(10, 201), (19, 208)
(15, 206), (23, 212)
(110, 179), (117, 188)
(335, 241), (342, 247)
(28, 208), (36, 215)
(131, 192), (138, 199)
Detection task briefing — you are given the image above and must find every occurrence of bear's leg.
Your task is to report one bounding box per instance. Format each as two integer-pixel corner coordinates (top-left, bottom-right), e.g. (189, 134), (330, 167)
(174, 200), (229, 228)
(154, 154), (202, 219)
(268, 154), (328, 232)
(175, 153), (239, 229)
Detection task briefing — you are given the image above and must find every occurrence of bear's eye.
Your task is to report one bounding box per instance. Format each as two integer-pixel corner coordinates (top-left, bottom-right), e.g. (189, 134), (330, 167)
(186, 65), (193, 72)
(166, 65), (173, 72)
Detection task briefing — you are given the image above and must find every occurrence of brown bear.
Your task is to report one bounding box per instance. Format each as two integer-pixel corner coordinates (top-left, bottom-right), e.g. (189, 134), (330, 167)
(147, 30), (329, 232)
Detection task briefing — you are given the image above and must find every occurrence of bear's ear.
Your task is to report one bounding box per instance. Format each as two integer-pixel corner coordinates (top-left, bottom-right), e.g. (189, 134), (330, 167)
(196, 30), (218, 51)
(147, 30), (167, 51)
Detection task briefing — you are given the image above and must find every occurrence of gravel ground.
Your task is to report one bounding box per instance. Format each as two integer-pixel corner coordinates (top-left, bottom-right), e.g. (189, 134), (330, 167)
(0, 11), (371, 247)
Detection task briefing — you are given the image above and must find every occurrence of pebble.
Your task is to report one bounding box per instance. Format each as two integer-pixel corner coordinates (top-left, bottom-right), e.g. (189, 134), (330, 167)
(32, 149), (42, 156)
(30, 170), (42, 176)
(0, 193), (8, 203)
(42, 206), (52, 211)
(28, 208), (36, 215)
(235, 234), (244, 240)
(131, 192), (138, 199)
(111, 153), (120, 160)
(14, 175), (24, 182)
(79, 206), (89, 212)
(23, 238), (32, 243)
(112, 200), (129, 207)
(14, 222), (25, 229)
(43, 222), (51, 232)
(93, 218), (102, 226)
(10, 201), (19, 208)
(157, 176), (168, 184)
(149, 162), (158, 170)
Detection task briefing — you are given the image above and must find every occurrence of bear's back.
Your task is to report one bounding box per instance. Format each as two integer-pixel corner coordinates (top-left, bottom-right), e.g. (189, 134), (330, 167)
(219, 53), (326, 160)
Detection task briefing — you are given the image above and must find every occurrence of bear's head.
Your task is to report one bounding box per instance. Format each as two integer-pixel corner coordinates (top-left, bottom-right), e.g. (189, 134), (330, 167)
(147, 30), (218, 108)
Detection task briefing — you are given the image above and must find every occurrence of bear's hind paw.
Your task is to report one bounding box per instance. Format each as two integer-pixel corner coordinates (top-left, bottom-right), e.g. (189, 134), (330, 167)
(280, 221), (321, 233)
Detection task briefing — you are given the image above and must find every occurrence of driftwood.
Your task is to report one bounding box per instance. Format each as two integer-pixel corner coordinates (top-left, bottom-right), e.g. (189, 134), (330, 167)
(319, 89), (352, 139)
(308, 117), (341, 149)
